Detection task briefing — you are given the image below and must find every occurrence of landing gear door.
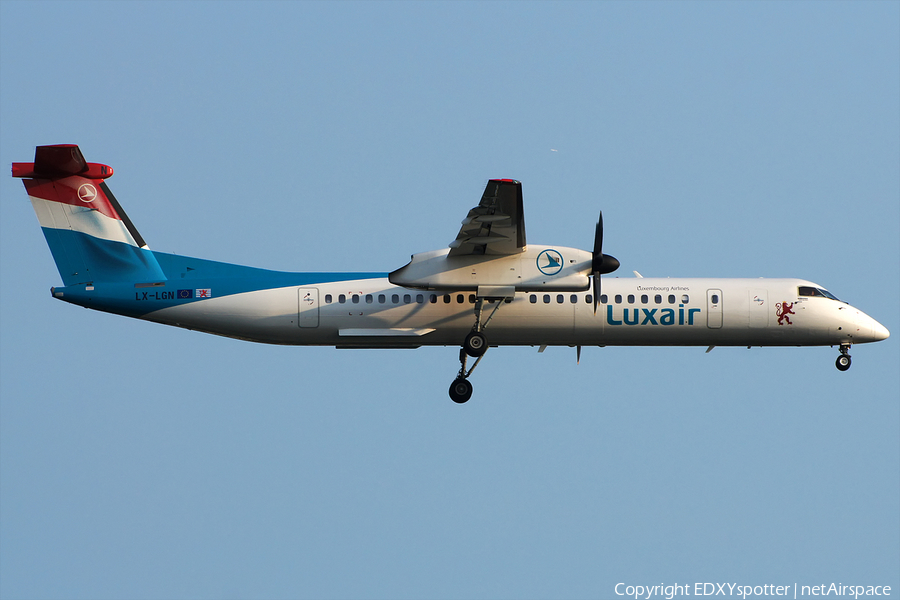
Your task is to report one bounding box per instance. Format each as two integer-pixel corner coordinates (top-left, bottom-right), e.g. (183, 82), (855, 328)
(298, 288), (319, 328)
(707, 289), (723, 329)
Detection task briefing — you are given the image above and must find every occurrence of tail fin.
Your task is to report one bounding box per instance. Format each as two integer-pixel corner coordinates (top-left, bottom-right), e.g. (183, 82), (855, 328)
(13, 145), (166, 286)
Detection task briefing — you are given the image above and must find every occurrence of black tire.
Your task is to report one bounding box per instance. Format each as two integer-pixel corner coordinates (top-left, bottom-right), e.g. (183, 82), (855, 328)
(835, 355), (851, 371)
(463, 331), (487, 357)
(449, 378), (473, 403)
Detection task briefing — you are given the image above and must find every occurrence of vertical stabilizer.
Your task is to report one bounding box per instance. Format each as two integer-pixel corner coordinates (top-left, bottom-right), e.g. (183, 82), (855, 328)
(13, 145), (166, 286)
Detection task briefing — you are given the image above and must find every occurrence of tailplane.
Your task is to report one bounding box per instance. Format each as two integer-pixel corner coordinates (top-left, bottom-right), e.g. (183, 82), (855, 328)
(13, 145), (165, 286)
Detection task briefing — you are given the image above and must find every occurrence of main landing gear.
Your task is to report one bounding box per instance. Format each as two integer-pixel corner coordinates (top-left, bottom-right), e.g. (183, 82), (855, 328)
(449, 352), (476, 403)
(449, 296), (507, 403)
(835, 344), (852, 371)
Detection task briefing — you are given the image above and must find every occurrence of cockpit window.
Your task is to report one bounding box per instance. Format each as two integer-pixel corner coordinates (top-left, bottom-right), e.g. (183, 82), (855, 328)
(799, 286), (841, 301)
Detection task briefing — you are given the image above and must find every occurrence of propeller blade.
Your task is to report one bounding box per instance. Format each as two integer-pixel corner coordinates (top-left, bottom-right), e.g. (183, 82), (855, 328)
(592, 213), (604, 313)
(591, 211), (619, 314)
(592, 212), (604, 272)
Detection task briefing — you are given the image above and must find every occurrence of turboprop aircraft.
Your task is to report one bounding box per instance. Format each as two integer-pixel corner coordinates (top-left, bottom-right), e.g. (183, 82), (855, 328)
(13, 145), (890, 403)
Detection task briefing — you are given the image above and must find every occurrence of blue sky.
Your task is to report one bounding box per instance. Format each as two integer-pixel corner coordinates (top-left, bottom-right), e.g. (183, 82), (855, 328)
(1, 2), (898, 599)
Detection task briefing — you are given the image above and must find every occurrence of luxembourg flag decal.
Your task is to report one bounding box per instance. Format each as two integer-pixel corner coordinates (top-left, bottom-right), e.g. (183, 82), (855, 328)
(196, 288), (212, 298)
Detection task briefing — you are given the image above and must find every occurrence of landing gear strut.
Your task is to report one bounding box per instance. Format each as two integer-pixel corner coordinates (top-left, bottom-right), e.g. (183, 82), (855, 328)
(463, 298), (503, 357)
(835, 344), (852, 371)
(448, 295), (510, 403)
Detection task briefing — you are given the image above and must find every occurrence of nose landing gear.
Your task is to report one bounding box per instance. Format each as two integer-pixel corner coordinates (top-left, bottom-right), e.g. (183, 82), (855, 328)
(835, 344), (852, 371)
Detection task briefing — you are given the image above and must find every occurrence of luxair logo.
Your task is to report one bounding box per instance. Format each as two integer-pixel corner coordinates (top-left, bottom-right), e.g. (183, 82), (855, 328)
(77, 183), (97, 203)
(537, 249), (563, 276)
(607, 304), (701, 326)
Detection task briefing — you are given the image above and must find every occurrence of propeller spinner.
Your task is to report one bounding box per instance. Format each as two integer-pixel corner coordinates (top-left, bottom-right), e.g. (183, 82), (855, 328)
(592, 212), (620, 313)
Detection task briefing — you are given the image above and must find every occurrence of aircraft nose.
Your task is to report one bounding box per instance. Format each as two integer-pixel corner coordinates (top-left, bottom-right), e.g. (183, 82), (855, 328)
(846, 308), (890, 343)
(872, 320), (890, 342)
(856, 310), (890, 343)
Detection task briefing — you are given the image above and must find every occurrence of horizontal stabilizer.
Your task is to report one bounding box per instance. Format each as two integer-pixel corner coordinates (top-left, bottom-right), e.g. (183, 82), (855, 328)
(12, 144), (113, 179)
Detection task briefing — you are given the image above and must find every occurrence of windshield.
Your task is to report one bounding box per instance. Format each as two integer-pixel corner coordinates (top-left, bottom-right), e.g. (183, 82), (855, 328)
(799, 286), (841, 302)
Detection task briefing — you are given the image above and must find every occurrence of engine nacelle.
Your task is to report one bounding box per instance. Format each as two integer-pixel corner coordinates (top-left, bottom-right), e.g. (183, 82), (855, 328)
(389, 244), (593, 292)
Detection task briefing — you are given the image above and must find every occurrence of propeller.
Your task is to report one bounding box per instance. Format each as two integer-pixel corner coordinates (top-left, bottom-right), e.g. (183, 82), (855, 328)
(592, 211), (620, 314)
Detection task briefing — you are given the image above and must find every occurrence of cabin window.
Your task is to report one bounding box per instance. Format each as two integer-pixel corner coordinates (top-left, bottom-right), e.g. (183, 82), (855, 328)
(325, 294), (333, 304)
(469, 294), (476, 303)
(416, 294), (424, 304)
(530, 295), (537, 304)
(392, 294), (400, 304)
(378, 294), (386, 303)
(655, 294), (662, 304)
(668, 295), (676, 304)
(339, 294), (346, 304)
(585, 294), (592, 304)
(711, 294), (719, 304)
(352, 294), (360, 304)
(570, 294), (578, 304)
(443, 294), (451, 304)
(600, 294), (608, 304)
(682, 294), (689, 303)
(543, 294), (551, 304)
(365, 294), (373, 304)
(615, 294), (622, 304)
(557, 294), (565, 304)
(457, 294), (464, 303)
(429, 294), (437, 303)
(641, 294), (648, 304)
(403, 294), (411, 304)
(627, 294), (635, 304)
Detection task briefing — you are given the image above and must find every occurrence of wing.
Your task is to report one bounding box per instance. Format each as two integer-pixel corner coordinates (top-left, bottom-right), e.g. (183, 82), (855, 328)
(448, 179), (525, 256)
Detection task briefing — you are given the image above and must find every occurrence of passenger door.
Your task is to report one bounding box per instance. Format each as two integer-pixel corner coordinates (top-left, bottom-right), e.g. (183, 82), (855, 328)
(707, 289), (723, 329)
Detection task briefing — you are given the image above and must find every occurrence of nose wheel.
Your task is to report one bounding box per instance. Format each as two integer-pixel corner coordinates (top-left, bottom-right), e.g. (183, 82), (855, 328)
(835, 344), (851, 371)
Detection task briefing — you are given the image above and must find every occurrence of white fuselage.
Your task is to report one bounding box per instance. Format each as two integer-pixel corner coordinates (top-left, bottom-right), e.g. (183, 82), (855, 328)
(141, 276), (889, 349)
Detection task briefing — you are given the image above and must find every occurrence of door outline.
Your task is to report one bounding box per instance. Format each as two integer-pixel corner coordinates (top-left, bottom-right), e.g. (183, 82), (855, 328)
(298, 288), (319, 328)
(748, 289), (768, 328)
(707, 289), (723, 329)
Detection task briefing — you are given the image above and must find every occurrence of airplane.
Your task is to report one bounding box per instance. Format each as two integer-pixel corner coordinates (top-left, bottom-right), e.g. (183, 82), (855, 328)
(12, 144), (890, 403)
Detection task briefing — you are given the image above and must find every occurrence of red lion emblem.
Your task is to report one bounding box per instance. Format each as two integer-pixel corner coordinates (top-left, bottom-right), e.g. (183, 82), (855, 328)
(776, 301), (795, 325)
